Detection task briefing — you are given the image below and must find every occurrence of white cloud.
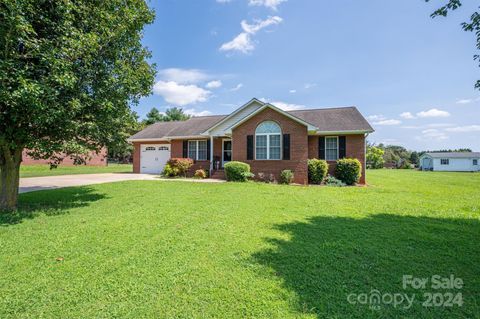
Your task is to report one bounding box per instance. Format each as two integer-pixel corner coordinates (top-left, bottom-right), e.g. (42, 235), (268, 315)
(456, 99), (472, 104)
(153, 81), (211, 106)
(216, 0), (232, 3)
(400, 112), (415, 119)
(456, 97), (480, 104)
(229, 83), (243, 91)
(372, 119), (402, 126)
(241, 16), (283, 34)
(418, 129), (448, 141)
(367, 114), (387, 121)
(416, 108), (450, 118)
(220, 33), (254, 54)
(184, 108), (212, 117)
(270, 101), (306, 111)
(248, 0), (286, 10)
(205, 80), (222, 89)
(445, 125), (480, 132)
(289, 89), (296, 93)
(304, 83), (317, 89)
(158, 68), (209, 84)
(220, 16), (283, 54)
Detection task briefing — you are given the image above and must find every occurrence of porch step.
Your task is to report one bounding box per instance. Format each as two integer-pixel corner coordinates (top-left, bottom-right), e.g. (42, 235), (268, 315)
(210, 169), (226, 180)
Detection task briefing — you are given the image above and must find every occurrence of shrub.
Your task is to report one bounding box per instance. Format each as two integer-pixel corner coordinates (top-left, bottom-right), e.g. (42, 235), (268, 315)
(224, 161), (251, 182)
(167, 158), (193, 177)
(280, 170), (294, 184)
(162, 163), (179, 177)
(308, 159), (328, 184)
(257, 172), (275, 183)
(324, 175), (346, 187)
(194, 169), (207, 179)
(335, 158), (362, 185)
(241, 172), (255, 180)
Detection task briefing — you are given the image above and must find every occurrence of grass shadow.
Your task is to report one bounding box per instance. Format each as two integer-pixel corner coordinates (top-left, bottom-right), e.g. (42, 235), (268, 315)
(252, 214), (480, 318)
(1, 186), (106, 226)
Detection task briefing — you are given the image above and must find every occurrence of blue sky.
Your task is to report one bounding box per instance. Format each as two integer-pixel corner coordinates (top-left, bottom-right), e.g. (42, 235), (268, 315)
(137, 0), (480, 151)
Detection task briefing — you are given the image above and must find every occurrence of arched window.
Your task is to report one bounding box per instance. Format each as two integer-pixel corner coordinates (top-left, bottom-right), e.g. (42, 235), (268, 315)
(255, 121), (281, 160)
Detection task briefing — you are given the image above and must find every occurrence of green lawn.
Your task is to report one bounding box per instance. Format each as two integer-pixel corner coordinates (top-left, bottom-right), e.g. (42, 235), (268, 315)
(1, 170), (479, 318)
(20, 164), (133, 178)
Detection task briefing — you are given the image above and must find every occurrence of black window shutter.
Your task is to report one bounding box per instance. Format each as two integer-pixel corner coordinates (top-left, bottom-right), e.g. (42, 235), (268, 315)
(207, 139), (211, 160)
(339, 136), (346, 159)
(283, 134), (290, 160)
(247, 135), (254, 160)
(183, 140), (188, 158)
(318, 137), (325, 159)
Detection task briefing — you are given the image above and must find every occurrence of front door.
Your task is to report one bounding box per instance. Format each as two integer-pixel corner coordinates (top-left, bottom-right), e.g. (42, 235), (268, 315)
(222, 139), (232, 167)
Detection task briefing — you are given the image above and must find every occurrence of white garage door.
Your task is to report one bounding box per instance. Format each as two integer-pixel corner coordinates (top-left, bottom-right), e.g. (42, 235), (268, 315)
(140, 144), (171, 174)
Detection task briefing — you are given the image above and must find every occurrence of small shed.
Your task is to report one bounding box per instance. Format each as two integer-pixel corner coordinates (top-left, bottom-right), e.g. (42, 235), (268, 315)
(419, 152), (480, 172)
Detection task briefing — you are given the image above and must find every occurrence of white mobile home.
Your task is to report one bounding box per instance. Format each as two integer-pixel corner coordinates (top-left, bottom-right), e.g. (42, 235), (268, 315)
(420, 152), (480, 172)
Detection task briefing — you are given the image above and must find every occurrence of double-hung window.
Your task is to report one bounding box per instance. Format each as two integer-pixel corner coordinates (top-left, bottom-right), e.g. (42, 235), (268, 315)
(325, 137), (339, 161)
(440, 158), (449, 165)
(473, 159), (478, 166)
(255, 121), (281, 160)
(188, 140), (207, 160)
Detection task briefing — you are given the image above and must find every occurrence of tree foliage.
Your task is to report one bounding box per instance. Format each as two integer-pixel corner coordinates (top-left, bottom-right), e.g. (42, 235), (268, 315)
(366, 146), (385, 169)
(426, 0), (480, 89)
(0, 0), (156, 210)
(143, 107), (164, 125)
(142, 106), (191, 126)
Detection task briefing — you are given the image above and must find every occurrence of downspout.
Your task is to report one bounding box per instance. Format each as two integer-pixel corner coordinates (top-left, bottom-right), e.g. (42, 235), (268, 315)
(210, 135), (214, 176)
(365, 133), (369, 183)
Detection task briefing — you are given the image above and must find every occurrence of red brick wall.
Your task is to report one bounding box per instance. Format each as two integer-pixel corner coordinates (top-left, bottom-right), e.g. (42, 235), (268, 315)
(307, 134), (366, 184)
(232, 107), (309, 184)
(22, 148), (107, 166)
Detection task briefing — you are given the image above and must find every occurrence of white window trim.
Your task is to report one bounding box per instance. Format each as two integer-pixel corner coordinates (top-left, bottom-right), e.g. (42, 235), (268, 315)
(255, 133), (282, 160)
(473, 159), (478, 165)
(325, 136), (339, 161)
(188, 140), (207, 161)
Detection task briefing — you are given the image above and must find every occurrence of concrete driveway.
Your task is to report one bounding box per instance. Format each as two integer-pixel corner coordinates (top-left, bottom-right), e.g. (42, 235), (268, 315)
(19, 173), (159, 194)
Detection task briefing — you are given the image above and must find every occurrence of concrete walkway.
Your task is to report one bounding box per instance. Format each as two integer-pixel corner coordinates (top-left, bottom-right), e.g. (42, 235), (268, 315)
(19, 173), (225, 194)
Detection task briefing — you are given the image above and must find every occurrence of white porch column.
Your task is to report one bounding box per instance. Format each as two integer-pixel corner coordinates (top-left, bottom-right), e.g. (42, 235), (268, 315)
(210, 135), (214, 174)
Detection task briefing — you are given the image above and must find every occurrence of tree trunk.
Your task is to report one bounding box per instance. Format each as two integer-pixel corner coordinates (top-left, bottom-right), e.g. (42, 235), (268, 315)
(0, 148), (22, 212)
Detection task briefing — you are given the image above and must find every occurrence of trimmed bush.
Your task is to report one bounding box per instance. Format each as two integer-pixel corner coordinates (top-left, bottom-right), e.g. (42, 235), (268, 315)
(335, 158), (362, 185)
(194, 169), (207, 179)
(162, 163), (178, 177)
(308, 159), (328, 184)
(280, 170), (294, 184)
(167, 158), (193, 177)
(324, 175), (346, 187)
(257, 172), (275, 183)
(224, 161), (251, 182)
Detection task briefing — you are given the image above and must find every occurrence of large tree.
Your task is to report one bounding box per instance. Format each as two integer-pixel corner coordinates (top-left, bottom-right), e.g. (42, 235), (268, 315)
(426, 0), (480, 89)
(0, 0), (156, 211)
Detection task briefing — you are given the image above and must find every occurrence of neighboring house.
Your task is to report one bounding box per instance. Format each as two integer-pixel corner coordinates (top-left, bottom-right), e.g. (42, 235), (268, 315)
(420, 152), (480, 172)
(128, 98), (374, 184)
(22, 148), (108, 166)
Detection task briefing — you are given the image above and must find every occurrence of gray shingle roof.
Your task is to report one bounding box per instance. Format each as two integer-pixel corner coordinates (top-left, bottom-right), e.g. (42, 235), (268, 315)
(288, 107), (373, 132)
(129, 106), (373, 140)
(423, 152), (480, 158)
(129, 115), (226, 140)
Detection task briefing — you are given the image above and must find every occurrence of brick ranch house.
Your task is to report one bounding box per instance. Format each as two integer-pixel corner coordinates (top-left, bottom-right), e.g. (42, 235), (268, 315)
(128, 98), (374, 184)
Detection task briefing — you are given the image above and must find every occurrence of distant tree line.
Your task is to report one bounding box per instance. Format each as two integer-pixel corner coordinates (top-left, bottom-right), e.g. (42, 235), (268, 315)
(366, 142), (472, 169)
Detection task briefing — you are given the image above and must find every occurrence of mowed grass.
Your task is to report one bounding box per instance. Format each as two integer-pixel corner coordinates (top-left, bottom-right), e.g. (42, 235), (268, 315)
(20, 164), (133, 178)
(1, 170), (479, 318)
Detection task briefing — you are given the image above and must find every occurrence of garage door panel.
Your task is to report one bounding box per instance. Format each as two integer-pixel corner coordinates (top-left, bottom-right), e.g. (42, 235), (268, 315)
(140, 144), (171, 174)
